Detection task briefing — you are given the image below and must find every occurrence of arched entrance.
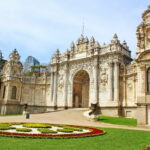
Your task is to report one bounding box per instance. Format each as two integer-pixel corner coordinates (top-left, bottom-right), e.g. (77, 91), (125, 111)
(73, 70), (90, 108)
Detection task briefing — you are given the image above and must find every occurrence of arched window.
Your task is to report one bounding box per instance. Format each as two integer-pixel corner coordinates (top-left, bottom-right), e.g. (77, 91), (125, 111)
(147, 68), (150, 92)
(11, 86), (17, 99)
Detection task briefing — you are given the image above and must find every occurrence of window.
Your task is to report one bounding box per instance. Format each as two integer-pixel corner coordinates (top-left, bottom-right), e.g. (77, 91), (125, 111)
(147, 68), (150, 92)
(11, 86), (17, 99)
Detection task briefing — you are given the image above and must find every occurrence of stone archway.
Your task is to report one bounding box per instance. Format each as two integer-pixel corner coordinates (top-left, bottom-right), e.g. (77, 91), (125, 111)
(73, 70), (90, 108)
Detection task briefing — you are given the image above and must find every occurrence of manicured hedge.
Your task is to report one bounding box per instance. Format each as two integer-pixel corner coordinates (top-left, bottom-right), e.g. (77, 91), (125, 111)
(23, 123), (52, 128)
(57, 129), (75, 133)
(38, 129), (57, 134)
(63, 127), (83, 131)
(16, 128), (32, 132)
(0, 126), (15, 130)
(0, 123), (12, 127)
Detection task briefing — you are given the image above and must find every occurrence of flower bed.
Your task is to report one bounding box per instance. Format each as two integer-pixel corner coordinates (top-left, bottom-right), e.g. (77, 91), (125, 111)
(0, 123), (105, 139)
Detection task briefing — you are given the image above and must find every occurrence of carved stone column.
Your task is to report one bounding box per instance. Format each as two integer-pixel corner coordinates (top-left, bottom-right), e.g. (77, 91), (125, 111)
(123, 75), (127, 106)
(50, 72), (54, 103)
(108, 62), (113, 101)
(53, 71), (58, 109)
(93, 58), (99, 104)
(5, 83), (11, 102)
(114, 62), (120, 101)
(63, 64), (69, 108)
(53, 66), (58, 109)
(137, 65), (146, 104)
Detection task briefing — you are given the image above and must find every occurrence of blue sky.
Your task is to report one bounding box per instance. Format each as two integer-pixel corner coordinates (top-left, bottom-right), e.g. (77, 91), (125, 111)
(0, 0), (149, 63)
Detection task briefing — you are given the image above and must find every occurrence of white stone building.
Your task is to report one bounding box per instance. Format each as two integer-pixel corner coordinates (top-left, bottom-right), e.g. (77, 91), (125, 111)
(0, 5), (150, 126)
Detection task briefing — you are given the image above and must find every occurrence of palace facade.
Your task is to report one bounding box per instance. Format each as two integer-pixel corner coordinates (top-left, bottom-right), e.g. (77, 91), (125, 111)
(0, 6), (150, 126)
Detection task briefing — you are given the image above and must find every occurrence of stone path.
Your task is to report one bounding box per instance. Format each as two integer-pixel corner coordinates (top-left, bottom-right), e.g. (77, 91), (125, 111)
(0, 108), (150, 131)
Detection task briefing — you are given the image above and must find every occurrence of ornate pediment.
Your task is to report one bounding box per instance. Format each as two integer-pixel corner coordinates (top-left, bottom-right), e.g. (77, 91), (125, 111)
(2, 49), (23, 77)
(137, 6), (150, 52)
(136, 50), (150, 61)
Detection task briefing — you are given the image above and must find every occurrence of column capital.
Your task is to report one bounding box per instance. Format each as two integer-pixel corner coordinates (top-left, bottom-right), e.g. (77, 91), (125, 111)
(107, 62), (113, 67)
(139, 64), (146, 71)
(113, 61), (120, 65)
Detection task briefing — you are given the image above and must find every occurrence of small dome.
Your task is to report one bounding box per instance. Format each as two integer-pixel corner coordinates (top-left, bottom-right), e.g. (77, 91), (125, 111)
(0, 50), (3, 60)
(84, 36), (89, 43)
(70, 42), (75, 49)
(90, 36), (95, 43)
(79, 34), (84, 41)
(122, 40), (129, 49)
(142, 5), (150, 19)
(9, 49), (20, 62)
(123, 40), (127, 45)
(95, 41), (100, 48)
(113, 33), (118, 40)
(111, 33), (120, 44)
(56, 49), (60, 55)
(77, 34), (85, 45)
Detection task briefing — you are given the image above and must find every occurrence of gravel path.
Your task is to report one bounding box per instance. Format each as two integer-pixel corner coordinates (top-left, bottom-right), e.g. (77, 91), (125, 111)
(0, 108), (150, 131)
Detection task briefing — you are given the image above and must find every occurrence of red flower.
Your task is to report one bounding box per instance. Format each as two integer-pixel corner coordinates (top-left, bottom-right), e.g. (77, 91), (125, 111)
(0, 123), (105, 139)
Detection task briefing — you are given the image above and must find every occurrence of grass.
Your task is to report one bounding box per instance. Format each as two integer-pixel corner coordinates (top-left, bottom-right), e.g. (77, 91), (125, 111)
(0, 128), (149, 150)
(0, 114), (21, 116)
(99, 116), (137, 126)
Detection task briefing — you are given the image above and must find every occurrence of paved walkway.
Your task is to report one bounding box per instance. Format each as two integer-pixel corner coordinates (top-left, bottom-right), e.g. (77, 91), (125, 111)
(0, 108), (150, 131)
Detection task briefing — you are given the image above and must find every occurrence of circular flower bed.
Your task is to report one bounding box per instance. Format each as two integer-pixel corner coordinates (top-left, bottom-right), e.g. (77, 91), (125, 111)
(0, 123), (105, 139)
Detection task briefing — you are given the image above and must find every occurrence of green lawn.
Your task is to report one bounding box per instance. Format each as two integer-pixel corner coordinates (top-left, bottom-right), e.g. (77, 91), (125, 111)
(99, 116), (137, 126)
(0, 128), (149, 150)
(0, 114), (21, 116)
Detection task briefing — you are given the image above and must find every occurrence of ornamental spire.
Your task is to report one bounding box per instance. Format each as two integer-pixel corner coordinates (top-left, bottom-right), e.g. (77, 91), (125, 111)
(0, 50), (3, 60)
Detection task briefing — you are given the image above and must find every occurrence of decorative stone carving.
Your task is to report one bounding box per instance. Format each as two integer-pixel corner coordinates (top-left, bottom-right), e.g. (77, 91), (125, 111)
(59, 76), (64, 89)
(146, 30), (150, 46)
(136, 6), (150, 51)
(136, 25), (145, 50)
(100, 68), (108, 88)
(2, 49), (23, 77)
(127, 82), (132, 88)
(58, 70), (64, 90)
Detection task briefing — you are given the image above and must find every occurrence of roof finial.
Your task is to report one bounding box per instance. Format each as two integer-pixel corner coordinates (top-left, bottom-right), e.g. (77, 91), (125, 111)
(0, 50), (3, 60)
(82, 17), (85, 36)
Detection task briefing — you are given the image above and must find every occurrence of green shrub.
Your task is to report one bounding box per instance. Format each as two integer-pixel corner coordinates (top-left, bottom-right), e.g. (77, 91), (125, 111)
(23, 123), (52, 128)
(16, 128), (32, 132)
(0, 126), (15, 130)
(57, 129), (74, 133)
(72, 128), (83, 131)
(0, 123), (12, 127)
(38, 128), (57, 134)
(0, 123), (21, 127)
(64, 126), (83, 131)
(63, 126), (83, 131)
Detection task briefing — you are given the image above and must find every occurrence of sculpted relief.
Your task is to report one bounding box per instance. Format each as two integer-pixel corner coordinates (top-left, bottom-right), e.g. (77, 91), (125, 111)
(58, 70), (64, 91)
(100, 68), (108, 88)
(146, 30), (150, 47)
(70, 60), (93, 79)
(137, 27), (145, 49)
